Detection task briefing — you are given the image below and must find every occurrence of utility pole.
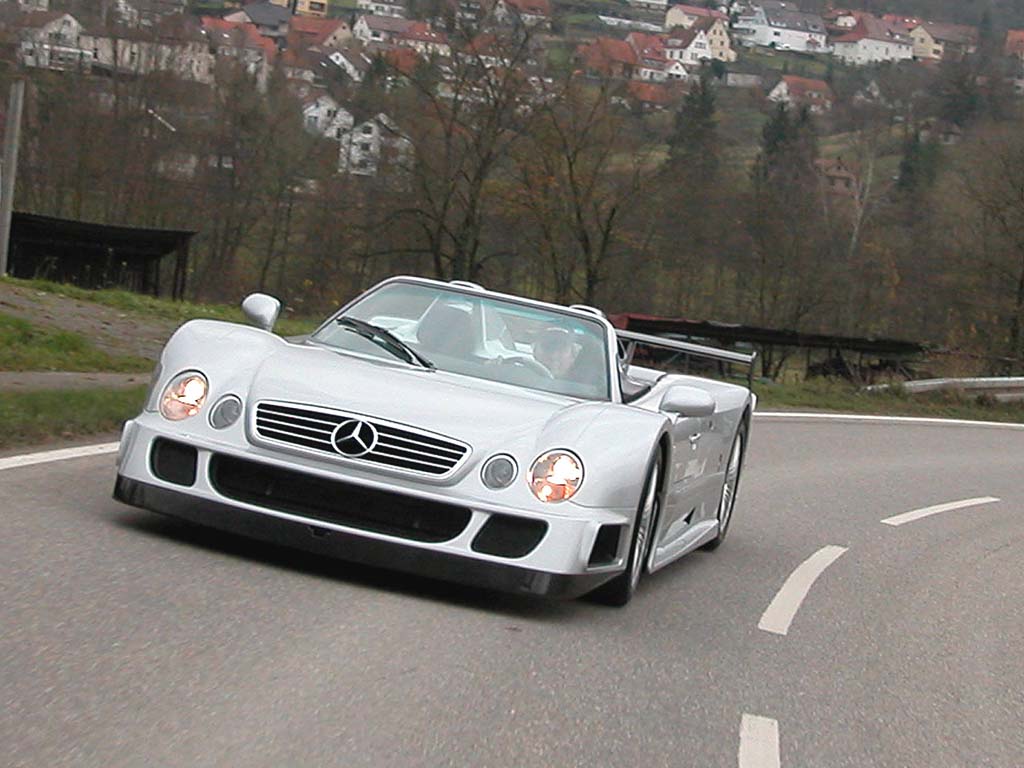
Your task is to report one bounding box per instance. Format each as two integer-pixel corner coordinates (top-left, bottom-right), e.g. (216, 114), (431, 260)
(0, 79), (25, 277)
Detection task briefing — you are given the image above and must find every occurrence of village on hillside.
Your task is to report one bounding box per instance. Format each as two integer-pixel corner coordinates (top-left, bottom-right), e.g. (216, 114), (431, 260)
(4, 0), (1024, 375)
(2, 0), (1022, 180)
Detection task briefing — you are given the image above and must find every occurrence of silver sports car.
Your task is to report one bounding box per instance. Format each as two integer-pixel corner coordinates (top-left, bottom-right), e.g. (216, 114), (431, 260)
(114, 276), (755, 605)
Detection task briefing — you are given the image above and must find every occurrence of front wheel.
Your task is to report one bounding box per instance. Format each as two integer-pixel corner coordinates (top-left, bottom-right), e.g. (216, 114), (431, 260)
(702, 421), (747, 551)
(591, 453), (661, 607)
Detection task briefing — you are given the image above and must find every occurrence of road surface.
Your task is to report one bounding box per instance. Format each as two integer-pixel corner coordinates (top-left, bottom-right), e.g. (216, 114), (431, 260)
(2, 416), (1022, 767)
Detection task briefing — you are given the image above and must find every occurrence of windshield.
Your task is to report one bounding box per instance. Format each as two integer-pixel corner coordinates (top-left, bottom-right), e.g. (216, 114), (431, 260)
(312, 282), (611, 400)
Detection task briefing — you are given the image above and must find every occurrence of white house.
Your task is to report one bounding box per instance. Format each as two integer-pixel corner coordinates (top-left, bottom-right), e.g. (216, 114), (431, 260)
(663, 25), (712, 66)
(664, 3), (727, 31)
(17, 11), (92, 71)
(353, 14), (413, 45)
(302, 92), (355, 138)
(85, 20), (214, 83)
(356, 0), (406, 17)
(768, 74), (835, 113)
(329, 48), (373, 82)
(338, 113), (411, 177)
(734, 1), (828, 53)
(626, 0), (669, 12)
(494, 0), (551, 28)
(2, 0), (50, 11)
(832, 16), (913, 66)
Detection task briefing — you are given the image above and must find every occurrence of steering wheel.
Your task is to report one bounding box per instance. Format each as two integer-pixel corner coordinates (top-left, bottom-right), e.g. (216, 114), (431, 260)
(499, 356), (554, 379)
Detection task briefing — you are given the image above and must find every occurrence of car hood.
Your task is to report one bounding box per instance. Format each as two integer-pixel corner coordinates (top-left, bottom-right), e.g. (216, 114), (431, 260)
(247, 342), (608, 450)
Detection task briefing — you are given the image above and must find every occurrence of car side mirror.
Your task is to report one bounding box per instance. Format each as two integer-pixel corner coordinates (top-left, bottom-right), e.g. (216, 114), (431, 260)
(241, 293), (281, 332)
(660, 386), (716, 417)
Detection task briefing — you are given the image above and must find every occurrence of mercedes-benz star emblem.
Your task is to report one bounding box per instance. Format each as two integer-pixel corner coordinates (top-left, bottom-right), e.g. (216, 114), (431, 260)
(332, 419), (379, 458)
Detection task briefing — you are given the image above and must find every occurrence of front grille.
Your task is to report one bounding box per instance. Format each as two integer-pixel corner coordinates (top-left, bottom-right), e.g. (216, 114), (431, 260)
(253, 401), (469, 476)
(209, 455), (472, 543)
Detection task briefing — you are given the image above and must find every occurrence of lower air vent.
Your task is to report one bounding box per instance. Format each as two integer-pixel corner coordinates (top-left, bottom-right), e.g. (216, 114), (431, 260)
(209, 455), (471, 543)
(150, 439), (197, 486)
(471, 514), (547, 559)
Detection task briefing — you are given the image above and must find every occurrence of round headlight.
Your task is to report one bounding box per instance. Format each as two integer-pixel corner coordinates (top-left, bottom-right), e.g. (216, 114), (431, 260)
(529, 450), (583, 503)
(209, 395), (242, 429)
(159, 371), (208, 421)
(482, 455), (517, 489)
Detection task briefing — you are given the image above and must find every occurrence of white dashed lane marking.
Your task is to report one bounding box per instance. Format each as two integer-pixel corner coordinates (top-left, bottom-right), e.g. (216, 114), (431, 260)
(739, 714), (781, 768)
(758, 545), (848, 636)
(880, 496), (1001, 527)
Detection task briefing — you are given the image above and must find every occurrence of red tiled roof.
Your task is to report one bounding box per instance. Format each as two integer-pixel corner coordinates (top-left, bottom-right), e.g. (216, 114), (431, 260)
(361, 15), (415, 34)
(288, 16), (347, 47)
(383, 46), (420, 76)
(1005, 28), (1024, 55)
(780, 74), (834, 103)
(665, 25), (699, 48)
(399, 21), (448, 45)
(201, 16), (277, 59)
(832, 15), (912, 45)
(627, 80), (673, 105)
(917, 21), (978, 45)
(20, 10), (68, 29)
(881, 13), (921, 30)
(577, 37), (639, 77)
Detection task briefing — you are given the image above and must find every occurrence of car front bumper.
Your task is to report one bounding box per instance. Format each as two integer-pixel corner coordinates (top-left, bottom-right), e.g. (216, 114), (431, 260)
(113, 418), (631, 599)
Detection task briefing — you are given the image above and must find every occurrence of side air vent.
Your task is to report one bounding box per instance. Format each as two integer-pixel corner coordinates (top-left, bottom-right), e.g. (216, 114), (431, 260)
(587, 524), (623, 566)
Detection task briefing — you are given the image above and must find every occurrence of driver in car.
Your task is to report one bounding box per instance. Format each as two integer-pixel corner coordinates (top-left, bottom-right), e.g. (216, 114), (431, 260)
(533, 327), (578, 378)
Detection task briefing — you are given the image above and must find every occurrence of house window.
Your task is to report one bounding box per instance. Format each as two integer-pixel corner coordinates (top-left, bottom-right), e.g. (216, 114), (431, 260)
(310, 1), (326, 9)
(361, 124), (373, 135)
(361, 142), (372, 151)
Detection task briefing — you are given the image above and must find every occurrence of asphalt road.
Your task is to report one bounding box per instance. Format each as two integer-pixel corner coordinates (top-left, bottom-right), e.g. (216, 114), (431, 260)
(2, 416), (1022, 767)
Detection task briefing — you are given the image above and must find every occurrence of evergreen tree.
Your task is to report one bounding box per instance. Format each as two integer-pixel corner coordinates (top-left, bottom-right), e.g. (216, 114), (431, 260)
(668, 70), (718, 179)
(896, 132), (937, 193)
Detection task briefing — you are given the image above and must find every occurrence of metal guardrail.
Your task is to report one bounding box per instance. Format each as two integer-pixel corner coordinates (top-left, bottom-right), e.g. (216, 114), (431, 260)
(616, 330), (758, 390)
(866, 377), (1024, 402)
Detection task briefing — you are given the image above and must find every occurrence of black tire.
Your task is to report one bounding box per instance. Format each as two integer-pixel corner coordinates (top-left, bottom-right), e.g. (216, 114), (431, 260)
(590, 452), (662, 607)
(702, 420), (747, 551)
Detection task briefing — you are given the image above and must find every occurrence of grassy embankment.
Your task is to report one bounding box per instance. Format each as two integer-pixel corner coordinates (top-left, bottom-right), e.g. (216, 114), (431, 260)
(6, 277), (317, 337)
(0, 279), (319, 450)
(754, 379), (1024, 423)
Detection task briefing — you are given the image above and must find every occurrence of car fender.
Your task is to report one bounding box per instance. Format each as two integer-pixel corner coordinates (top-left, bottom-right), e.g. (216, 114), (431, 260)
(560, 405), (670, 510)
(151, 320), (285, 412)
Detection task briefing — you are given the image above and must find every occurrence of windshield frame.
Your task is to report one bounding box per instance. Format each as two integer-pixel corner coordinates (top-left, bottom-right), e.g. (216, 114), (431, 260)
(311, 277), (620, 402)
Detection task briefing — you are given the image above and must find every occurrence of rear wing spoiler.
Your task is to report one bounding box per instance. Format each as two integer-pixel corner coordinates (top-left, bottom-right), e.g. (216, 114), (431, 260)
(616, 330), (758, 391)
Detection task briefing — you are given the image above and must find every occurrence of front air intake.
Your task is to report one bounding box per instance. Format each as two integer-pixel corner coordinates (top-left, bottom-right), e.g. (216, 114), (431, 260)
(209, 455), (472, 543)
(471, 514), (547, 559)
(150, 439), (197, 486)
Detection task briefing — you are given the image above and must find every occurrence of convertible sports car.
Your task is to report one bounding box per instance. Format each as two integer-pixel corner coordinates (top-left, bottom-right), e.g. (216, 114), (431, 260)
(114, 276), (755, 605)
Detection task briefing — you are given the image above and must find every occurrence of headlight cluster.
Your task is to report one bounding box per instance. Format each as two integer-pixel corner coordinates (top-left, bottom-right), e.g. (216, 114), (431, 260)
(159, 372), (208, 421)
(529, 450), (583, 503)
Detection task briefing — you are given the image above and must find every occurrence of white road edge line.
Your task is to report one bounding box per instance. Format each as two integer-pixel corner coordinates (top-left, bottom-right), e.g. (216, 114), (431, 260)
(755, 412), (1024, 430)
(758, 545), (847, 636)
(0, 442), (120, 472)
(881, 496), (1001, 527)
(739, 714), (781, 768)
